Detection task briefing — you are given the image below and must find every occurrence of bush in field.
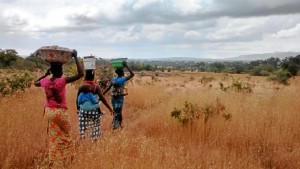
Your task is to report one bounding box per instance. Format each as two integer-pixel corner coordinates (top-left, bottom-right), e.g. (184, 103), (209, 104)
(267, 69), (292, 85)
(231, 80), (253, 93)
(221, 73), (232, 81)
(0, 71), (34, 96)
(97, 65), (114, 90)
(219, 82), (228, 92)
(201, 98), (229, 123)
(170, 109), (183, 121)
(171, 101), (200, 126)
(249, 65), (275, 76)
(0, 79), (11, 96)
(171, 99), (231, 126)
(199, 75), (215, 85)
(219, 80), (253, 93)
(7, 72), (33, 92)
(151, 75), (159, 83)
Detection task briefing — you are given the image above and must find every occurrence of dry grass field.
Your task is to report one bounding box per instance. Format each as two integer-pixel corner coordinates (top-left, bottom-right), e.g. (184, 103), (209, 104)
(0, 71), (300, 169)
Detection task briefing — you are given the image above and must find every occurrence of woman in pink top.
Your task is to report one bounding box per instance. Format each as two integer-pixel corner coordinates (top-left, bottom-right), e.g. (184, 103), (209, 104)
(34, 50), (83, 167)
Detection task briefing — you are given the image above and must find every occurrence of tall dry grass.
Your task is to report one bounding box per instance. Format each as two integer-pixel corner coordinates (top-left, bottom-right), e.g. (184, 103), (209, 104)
(0, 72), (300, 169)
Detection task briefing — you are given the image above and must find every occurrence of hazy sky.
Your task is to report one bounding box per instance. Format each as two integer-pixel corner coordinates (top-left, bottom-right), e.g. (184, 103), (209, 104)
(1, 0), (300, 59)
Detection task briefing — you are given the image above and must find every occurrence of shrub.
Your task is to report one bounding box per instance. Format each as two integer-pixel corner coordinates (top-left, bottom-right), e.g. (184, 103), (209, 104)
(0, 71), (33, 96)
(231, 80), (253, 93)
(0, 79), (10, 96)
(219, 79), (253, 93)
(249, 65), (275, 76)
(170, 101), (200, 126)
(171, 99), (231, 126)
(97, 64), (114, 90)
(221, 73), (232, 81)
(219, 82), (229, 92)
(151, 75), (159, 83)
(170, 108), (181, 119)
(199, 76), (215, 85)
(267, 69), (292, 85)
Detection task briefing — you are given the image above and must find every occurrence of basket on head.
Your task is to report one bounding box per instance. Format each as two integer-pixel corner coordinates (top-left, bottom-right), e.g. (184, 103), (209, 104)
(35, 45), (73, 64)
(111, 58), (127, 69)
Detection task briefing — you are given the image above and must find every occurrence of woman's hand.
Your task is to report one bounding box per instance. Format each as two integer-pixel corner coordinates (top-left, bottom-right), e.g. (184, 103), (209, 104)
(72, 49), (78, 58)
(122, 61), (127, 67)
(109, 109), (114, 116)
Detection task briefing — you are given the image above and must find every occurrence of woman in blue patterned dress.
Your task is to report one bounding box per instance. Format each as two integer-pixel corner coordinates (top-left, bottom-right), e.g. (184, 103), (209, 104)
(103, 61), (134, 129)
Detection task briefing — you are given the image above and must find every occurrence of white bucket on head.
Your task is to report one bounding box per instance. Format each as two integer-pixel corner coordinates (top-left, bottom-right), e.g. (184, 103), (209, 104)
(83, 56), (96, 70)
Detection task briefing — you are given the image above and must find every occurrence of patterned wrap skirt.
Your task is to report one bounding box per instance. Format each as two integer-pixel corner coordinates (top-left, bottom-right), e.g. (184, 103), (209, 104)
(78, 108), (102, 141)
(45, 107), (74, 162)
(111, 96), (124, 129)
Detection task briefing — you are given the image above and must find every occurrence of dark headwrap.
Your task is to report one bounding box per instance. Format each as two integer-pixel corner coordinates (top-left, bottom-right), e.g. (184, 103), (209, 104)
(50, 62), (63, 77)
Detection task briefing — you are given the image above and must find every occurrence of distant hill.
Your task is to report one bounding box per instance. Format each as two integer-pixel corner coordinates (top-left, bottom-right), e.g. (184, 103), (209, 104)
(147, 57), (216, 62)
(134, 57), (219, 63)
(131, 52), (300, 63)
(227, 52), (300, 61)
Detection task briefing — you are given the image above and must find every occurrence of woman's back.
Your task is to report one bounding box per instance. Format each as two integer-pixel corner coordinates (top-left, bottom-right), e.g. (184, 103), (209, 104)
(40, 77), (67, 108)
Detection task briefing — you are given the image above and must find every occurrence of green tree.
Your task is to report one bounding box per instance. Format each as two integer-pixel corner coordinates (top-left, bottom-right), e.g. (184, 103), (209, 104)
(265, 57), (281, 68)
(233, 64), (244, 74)
(211, 62), (225, 73)
(249, 65), (275, 76)
(195, 62), (206, 72)
(0, 49), (18, 67)
(281, 55), (300, 76)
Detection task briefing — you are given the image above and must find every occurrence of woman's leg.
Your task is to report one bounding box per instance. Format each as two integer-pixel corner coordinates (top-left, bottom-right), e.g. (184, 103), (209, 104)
(78, 109), (88, 139)
(81, 109), (101, 141)
(112, 97), (124, 129)
(91, 109), (101, 141)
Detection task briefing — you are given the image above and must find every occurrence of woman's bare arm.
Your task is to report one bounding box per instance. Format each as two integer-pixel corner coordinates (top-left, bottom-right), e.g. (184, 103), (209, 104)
(65, 50), (84, 84)
(123, 62), (134, 81)
(34, 68), (51, 87)
(97, 86), (113, 115)
(103, 83), (112, 95)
